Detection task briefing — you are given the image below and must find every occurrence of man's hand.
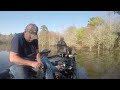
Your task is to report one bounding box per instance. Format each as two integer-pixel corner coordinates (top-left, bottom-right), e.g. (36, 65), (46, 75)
(31, 61), (42, 69)
(36, 50), (43, 67)
(37, 59), (43, 65)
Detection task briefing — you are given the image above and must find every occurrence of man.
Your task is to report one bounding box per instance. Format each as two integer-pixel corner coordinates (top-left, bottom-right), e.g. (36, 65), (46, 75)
(40, 49), (61, 79)
(57, 37), (67, 53)
(9, 23), (43, 79)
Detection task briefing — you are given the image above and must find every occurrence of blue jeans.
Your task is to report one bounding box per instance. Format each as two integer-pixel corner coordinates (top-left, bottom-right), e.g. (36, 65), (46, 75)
(9, 64), (32, 79)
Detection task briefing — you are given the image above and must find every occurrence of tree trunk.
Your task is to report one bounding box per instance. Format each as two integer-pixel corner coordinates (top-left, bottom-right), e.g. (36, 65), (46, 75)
(102, 44), (104, 55)
(98, 44), (100, 57)
(89, 46), (92, 51)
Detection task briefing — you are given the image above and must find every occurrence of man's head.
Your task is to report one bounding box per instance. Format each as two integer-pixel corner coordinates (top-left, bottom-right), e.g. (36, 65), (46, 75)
(24, 23), (38, 42)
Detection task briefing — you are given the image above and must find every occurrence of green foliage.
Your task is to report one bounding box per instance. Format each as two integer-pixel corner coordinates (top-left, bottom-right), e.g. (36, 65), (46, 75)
(88, 17), (104, 26)
(40, 25), (49, 32)
(39, 25), (49, 49)
(76, 27), (85, 44)
(0, 33), (15, 50)
(77, 28), (85, 38)
(64, 26), (77, 47)
(66, 26), (77, 33)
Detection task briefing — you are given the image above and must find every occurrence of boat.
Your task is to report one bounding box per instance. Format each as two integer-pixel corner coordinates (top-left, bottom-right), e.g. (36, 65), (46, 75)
(0, 52), (79, 79)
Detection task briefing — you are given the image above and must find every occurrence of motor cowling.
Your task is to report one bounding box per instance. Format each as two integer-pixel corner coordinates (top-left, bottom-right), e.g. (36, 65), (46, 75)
(53, 58), (75, 79)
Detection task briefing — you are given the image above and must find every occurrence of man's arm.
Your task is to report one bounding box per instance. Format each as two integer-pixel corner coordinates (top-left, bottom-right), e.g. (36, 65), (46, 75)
(36, 49), (43, 65)
(9, 51), (41, 68)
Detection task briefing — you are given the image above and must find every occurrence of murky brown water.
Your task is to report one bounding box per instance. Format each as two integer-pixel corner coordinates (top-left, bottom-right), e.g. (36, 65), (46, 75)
(77, 49), (120, 79)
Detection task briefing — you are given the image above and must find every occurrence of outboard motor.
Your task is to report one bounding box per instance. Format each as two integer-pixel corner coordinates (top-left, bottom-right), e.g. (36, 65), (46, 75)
(53, 55), (76, 79)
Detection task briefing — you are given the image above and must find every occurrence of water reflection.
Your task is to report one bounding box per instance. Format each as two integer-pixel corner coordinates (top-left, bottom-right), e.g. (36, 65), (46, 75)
(0, 51), (10, 72)
(77, 49), (120, 79)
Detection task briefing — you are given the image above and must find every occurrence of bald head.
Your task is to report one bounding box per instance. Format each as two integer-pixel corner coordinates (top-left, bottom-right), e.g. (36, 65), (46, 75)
(24, 23), (38, 42)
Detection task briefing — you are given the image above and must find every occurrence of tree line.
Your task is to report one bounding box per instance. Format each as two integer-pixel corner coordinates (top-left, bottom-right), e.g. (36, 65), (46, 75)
(1, 11), (120, 54)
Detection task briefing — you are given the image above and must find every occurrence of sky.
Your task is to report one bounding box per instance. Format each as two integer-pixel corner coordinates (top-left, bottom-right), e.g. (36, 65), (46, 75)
(0, 11), (109, 35)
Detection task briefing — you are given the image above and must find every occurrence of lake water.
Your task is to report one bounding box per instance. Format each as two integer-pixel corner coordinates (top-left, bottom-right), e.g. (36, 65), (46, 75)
(77, 49), (120, 79)
(0, 51), (10, 72)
